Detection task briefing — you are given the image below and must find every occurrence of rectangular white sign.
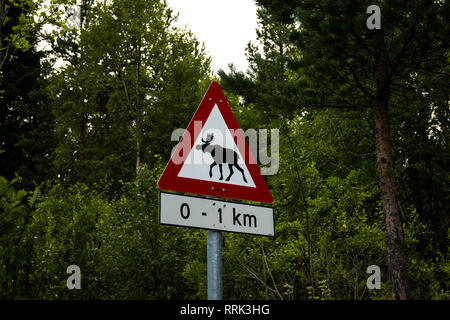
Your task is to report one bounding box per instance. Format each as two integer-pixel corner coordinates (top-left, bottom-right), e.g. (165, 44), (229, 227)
(159, 192), (274, 237)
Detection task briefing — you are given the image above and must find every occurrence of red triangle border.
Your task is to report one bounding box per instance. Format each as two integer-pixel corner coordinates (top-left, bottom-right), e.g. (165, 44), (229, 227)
(158, 81), (273, 204)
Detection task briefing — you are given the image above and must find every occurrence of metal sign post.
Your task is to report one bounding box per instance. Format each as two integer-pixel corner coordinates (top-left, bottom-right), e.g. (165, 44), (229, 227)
(159, 191), (275, 300)
(207, 229), (222, 300)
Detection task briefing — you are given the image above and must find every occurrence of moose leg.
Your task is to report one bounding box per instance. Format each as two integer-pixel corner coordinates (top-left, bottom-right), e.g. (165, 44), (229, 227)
(209, 162), (217, 178)
(218, 164), (223, 180)
(234, 164), (248, 183)
(226, 164), (234, 181)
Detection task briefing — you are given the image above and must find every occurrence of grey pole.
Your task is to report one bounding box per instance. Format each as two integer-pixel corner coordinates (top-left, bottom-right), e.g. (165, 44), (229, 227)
(207, 229), (222, 300)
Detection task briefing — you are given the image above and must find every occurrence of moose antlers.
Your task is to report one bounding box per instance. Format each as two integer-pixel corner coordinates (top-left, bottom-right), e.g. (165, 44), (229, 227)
(201, 133), (214, 144)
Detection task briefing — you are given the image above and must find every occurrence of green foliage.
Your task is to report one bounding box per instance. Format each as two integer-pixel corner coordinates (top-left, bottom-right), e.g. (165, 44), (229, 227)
(0, 175), (31, 298)
(0, 3), (56, 189)
(0, 0), (74, 70)
(47, 0), (211, 189)
(94, 164), (200, 299)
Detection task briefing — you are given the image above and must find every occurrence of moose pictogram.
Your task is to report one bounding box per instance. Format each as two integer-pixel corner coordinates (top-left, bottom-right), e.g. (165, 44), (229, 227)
(196, 133), (248, 183)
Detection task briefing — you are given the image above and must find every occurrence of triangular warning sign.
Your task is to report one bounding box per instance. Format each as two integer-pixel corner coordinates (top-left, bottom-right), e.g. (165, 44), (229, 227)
(158, 81), (273, 204)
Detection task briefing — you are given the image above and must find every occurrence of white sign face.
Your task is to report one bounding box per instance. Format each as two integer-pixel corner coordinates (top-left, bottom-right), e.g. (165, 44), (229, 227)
(159, 192), (274, 237)
(177, 104), (256, 188)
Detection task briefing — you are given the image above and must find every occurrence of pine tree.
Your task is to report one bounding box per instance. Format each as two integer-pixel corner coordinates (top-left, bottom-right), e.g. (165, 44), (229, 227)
(0, 3), (55, 188)
(221, 0), (449, 299)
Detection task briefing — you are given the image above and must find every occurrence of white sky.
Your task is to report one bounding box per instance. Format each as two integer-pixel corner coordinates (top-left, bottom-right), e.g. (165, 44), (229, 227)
(166, 0), (258, 73)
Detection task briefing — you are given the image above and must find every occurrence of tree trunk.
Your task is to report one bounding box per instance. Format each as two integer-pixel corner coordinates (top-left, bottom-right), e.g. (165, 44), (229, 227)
(373, 63), (409, 300)
(134, 42), (141, 174)
(136, 139), (141, 173)
(79, 115), (86, 182)
(285, 129), (315, 295)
